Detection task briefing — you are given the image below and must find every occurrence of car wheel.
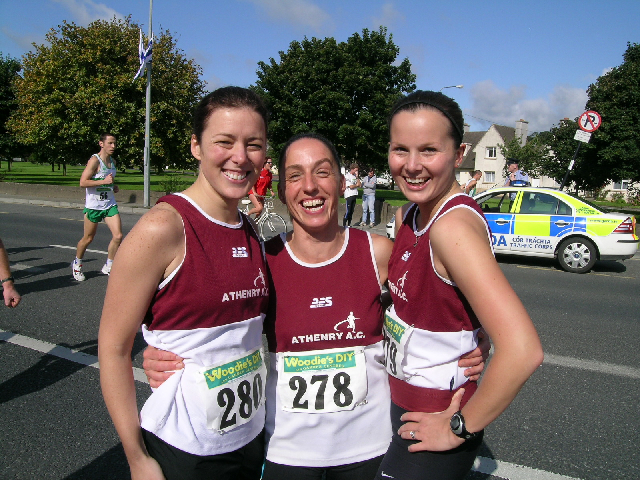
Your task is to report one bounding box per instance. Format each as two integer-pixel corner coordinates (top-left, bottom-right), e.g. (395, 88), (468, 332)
(557, 237), (597, 274)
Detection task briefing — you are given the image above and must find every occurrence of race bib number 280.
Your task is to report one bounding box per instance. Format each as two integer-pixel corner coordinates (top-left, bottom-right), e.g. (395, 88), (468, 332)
(278, 347), (367, 414)
(198, 348), (267, 434)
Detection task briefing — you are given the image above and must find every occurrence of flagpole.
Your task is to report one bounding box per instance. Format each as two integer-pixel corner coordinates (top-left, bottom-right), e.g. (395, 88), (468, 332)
(143, 0), (153, 207)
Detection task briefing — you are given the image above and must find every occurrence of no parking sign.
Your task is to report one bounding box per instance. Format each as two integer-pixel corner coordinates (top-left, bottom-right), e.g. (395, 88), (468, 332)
(578, 110), (602, 133)
(561, 110), (602, 189)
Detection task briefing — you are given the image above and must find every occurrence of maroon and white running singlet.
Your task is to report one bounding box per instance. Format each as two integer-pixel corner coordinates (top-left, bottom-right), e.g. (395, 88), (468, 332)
(384, 194), (492, 413)
(140, 193), (269, 456)
(263, 228), (392, 467)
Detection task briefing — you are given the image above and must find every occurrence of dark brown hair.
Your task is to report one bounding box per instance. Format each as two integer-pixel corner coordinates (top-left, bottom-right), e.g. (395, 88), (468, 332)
(192, 87), (268, 143)
(278, 132), (342, 176)
(388, 90), (464, 147)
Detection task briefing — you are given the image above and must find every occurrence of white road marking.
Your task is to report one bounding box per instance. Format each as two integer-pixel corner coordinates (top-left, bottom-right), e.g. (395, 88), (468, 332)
(473, 456), (581, 479)
(544, 353), (640, 379)
(50, 244), (108, 254)
(0, 329), (148, 384)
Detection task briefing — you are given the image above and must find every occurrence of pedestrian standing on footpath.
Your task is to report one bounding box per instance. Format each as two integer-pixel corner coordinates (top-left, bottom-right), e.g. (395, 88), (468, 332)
(464, 170), (482, 196)
(72, 133), (123, 281)
(0, 237), (21, 307)
(343, 163), (361, 227)
(356, 167), (377, 227)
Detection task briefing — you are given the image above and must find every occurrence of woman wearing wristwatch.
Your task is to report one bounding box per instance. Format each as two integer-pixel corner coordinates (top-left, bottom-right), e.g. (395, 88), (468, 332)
(375, 91), (543, 480)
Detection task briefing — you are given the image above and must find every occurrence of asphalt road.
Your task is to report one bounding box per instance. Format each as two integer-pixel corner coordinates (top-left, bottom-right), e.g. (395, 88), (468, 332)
(1, 201), (639, 480)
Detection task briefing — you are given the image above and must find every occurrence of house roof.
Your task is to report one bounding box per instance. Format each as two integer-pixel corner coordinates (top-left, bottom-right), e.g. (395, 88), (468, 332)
(459, 131), (484, 170)
(493, 125), (516, 143)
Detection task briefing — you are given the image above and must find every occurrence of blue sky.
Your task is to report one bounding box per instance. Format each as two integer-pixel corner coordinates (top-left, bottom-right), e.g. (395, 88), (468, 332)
(1, 0), (638, 133)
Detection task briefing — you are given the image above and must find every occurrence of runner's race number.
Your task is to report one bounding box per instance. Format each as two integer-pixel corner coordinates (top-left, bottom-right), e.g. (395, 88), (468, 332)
(216, 372), (264, 430)
(278, 347), (367, 413)
(200, 348), (267, 433)
(382, 309), (413, 379)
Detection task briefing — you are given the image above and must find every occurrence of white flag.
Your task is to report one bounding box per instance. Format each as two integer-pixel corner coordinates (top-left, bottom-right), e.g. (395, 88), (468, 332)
(133, 29), (153, 81)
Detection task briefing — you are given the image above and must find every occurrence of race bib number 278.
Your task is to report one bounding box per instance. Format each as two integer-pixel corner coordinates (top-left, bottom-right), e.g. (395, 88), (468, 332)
(199, 348), (267, 434)
(278, 347), (367, 414)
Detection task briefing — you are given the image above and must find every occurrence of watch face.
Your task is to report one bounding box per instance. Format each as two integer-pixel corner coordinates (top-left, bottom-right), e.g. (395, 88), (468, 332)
(451, 414), (462, 434)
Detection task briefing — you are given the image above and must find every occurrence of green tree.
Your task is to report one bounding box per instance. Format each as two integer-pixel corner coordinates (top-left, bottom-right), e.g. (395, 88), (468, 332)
(498, 132), (552, 179)
(584, 42), (640, 186)
(0, 53), (23, 170)
(8, 17), (205, 173)
(524, 43), (640, 192)
(542, 118), (602, 191)
(253, 27), (416, 171)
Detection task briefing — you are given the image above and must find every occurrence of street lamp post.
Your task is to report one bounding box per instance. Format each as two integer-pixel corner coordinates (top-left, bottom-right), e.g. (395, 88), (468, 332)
(439, 85), (464, 92)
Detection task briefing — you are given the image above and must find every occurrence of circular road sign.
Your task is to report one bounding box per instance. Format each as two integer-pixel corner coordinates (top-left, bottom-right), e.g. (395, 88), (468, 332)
(578, 110), (602, 133)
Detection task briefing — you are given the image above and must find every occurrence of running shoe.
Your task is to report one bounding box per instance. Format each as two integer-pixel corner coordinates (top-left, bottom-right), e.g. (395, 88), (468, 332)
(101, 263), (112, 275)
(72, 262), (86, 281)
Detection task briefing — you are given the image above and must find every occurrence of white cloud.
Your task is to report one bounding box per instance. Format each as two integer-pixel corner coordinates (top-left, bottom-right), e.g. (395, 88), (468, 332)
(1, 26), (43, 52)
(243, 0), (333, 34)
(371, 3), (405, 29)
(51, 0), (123, 25)
(601, 67), (613, 76)
(468, 80), (587, 133)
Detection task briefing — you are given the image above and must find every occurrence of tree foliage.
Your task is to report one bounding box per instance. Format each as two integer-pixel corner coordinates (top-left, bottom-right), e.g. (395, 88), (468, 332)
(0, 52), (23, 167)
(8, 17), (205, 171)
(498, 133), (552, 180)
(583, 42), (640, 186)
(542, 119), (599, 190)
(513, 43), (640, 191)
(253, 27), (416, 171)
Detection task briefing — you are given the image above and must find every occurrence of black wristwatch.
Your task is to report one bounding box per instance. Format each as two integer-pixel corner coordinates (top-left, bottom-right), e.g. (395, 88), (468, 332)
(450, 411), (480, 440)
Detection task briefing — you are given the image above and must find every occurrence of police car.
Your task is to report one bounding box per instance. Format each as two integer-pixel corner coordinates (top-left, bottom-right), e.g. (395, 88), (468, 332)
(474, 187), (638, 273)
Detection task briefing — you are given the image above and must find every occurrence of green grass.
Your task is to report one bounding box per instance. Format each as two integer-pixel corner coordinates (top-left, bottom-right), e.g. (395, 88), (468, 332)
(0, 161), (197, 192)
(342, 187), (408, 207)
(2, 161), (411, 205)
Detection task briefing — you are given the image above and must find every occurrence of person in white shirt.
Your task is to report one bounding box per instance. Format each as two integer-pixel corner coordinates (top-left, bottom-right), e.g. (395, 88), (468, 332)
(357, 167), (377, 226)
(343, 163), (361, 226)
(464, 170), (482, 196)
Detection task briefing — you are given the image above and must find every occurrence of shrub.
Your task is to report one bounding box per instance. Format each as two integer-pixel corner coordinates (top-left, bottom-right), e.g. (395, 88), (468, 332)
(626, 185), (640, 206)
(610, 191), (627, 205)
(160, 174), (189, 194)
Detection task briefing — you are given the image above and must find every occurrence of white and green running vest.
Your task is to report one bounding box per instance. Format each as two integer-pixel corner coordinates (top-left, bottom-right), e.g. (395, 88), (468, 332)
(85, 154), (117, 210)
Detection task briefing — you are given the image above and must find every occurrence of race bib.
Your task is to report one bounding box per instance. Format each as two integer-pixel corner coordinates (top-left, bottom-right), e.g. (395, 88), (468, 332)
(382, 308), (413, 379)
(277, 346), (368, 414)
(198, 348), (267, 434)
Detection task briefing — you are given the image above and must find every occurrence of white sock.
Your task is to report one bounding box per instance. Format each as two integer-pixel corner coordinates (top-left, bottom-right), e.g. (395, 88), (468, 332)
(74, 258), (82, 266)
(105, 259), (113, 266)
